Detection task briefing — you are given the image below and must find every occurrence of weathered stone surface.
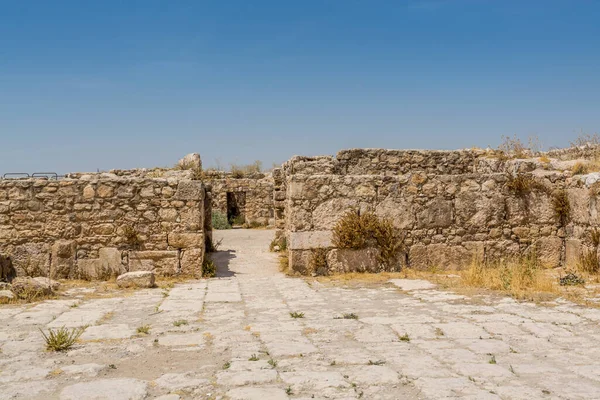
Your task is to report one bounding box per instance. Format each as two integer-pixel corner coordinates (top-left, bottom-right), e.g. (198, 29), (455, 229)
(116, 271), (155, 288)
(0, 289), (14, 300)
(177, 153), (202, 170)
(60, 378), (148, 400)
(11, 276), (59, 296)
(534, 237), (563, 268)
(288, 230), (332, 250)
(168, 232), (204, 248)
(129, 251), (178, 275)
(175, 181), (204, 200)
(327, 248), (380, 273)
(51, 240), (76, 279)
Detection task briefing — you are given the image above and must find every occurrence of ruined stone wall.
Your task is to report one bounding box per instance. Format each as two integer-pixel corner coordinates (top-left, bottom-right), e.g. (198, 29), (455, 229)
(282, 149), (600, 274)
(0, 177), (206, 280)
(209, 174), (274, 226)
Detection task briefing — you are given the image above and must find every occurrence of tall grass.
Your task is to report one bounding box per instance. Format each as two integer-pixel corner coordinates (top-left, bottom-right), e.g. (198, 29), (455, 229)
(460, 255), (557, 299)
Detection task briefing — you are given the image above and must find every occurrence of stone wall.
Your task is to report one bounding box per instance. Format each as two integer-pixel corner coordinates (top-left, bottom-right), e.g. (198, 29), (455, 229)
(208, 173), (274, 226)
(0, 176), (207, 280)
(282, 149), (600, 274)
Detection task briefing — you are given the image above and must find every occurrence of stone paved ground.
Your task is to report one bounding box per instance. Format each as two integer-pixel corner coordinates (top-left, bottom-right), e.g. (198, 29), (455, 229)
(2, 230), (600, 399)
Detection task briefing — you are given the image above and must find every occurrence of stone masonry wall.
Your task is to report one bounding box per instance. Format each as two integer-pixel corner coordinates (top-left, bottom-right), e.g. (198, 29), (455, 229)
(209, 175), (274, 226)
(0, 176), (206, 280)
(282, 149), (600, 274)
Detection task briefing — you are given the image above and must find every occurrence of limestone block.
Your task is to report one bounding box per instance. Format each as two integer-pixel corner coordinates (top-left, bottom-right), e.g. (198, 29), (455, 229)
(175, 181), (204, 200)
(375, 196), (415, 230)
(116, 271), (155, 288)
(177, 153), (202, 170)
(416, 198), (453, 229)
(180, 248), (204, 276)
(311, 198), (360, 230)
(11, 276), (59, 296)
(326, 248), (380, 273)
(288, 231), (332, 250)
(288, 181), (305, 200)
(0, 290), (14, 301)
(484, 240), (521, 263)
(289, 249), (310, 275)
(408, 244), (428, 269)
(50, 240), (76, 279)
(565, 239), (583, 268)
(180, 207), (202, 231)
(129, 250), (179, 275)
(82, 185), (95, 200)
(11, 243), (50, 277)
(96, 184), (114, 198)
(534, 237), (563, 268)
(168, 232), (204, 249)
(568, 188), (590, 224)
(455, 192), (504, 228)
(159, 208), (178, 222)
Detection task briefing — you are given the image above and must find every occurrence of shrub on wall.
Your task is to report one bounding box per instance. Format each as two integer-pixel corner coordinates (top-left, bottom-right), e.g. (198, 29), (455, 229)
(505, 173), (544, 196)
(212, 211), (231, 230)
(551, 190), (570, 226)
(332, 210), (404, 269)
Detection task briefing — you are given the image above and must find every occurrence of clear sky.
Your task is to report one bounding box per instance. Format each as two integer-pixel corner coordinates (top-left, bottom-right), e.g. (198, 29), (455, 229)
(1, 0), (599, 174)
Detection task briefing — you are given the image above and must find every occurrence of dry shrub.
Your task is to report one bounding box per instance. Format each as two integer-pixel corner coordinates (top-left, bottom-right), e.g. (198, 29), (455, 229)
(551, 190), (570, 226)
(269, 236), (287, 252)
(122, 225), (142, 249)
(505, 174), (544, 196)
(539, 155), (551, 163)
(589, 182), (600, 197)
(202, 258), (216, 278)
(578, 250), (599, 274)
(460, 255), (556, 300)
(278, 252), (289, 273)
(40, 326), (85, 352)
(332, 210), (404, 269)
(498, 134), (541, 159)
(570, 132), (600, 148)
(571, 162), (589, 175)
(579, 229), (600, 274)
(309, 248), (328, 275)
(230, 161), (262, 178)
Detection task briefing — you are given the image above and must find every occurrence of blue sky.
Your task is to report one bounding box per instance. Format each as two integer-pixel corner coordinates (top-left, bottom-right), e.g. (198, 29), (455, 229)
(1, 0), (599, 173)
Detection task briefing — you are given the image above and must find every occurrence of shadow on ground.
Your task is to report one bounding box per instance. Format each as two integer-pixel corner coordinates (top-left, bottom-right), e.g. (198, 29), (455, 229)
(211, 249), (237, 277)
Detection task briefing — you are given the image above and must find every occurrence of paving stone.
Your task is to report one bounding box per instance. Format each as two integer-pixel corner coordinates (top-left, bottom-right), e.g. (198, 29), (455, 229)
(389, 279), (437, 291)
(3, 230), (600, 399)
(80, 324), (135, 341)
(154, 372), (209, 391)
(60, 378), (148, 400)
(61, 363), (106, 377)
(217, 369), (278, 386)
(226, 387), (289, 400)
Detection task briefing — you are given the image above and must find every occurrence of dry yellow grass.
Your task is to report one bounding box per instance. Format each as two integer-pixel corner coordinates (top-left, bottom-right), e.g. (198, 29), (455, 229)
(539, 155), (551, 163)
(458, 258), (558, 301)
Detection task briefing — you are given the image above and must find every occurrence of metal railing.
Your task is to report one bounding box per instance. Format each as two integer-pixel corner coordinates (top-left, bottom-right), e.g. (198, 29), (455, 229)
(1, 172), (62, 180)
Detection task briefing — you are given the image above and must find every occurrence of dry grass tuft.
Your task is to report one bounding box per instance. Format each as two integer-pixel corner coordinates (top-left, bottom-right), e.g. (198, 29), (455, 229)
(551, 190), (570, 226)
(459, 256), (557, 300)
(571, 162), (589, 175)
(40, 326), (85, 352)
(122, 225), (142, 249)
(332, 210), (404, 269)
(278, 252), (290, 274)
(505, 174), (545, 196)
(202, 258), (217, 278)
